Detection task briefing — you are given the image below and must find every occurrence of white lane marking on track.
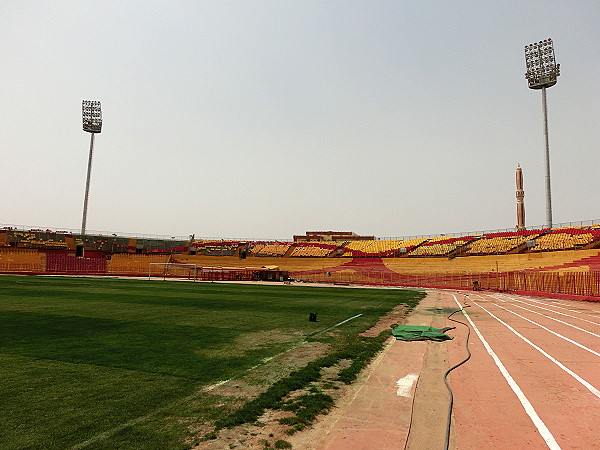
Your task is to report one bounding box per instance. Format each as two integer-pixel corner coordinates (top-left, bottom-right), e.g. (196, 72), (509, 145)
(505, 297), (600, 326)
(536, 299), (600, 315)
(450, 294), (561, 450)
(491, 302), (600, 358)
(489, 295), (600, 338)
(396, 373), (419, 397)
(473, 299), (600, 399)
(518, 297), (600, 321)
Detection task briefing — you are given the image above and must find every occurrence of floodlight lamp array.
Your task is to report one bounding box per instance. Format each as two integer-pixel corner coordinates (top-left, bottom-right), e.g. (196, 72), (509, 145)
(524, 38), (560, 89)
(82, 100), (103, 133)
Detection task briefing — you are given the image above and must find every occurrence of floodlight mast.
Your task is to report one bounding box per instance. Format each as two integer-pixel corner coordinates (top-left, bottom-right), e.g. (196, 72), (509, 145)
(524, 38), (560, 228)
(81, 100), (103, 235)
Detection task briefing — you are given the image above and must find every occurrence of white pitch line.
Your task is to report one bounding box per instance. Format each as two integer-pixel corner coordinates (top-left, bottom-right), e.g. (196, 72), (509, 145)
(73, 312), (364, 449)
(472, 300), (600, 399)
(491, 302), (600, 358)
(72, 378), (229, 449)
(311, 313), (363, 337)
(488, 295), (600, 338)
(450, 294), (561, 450)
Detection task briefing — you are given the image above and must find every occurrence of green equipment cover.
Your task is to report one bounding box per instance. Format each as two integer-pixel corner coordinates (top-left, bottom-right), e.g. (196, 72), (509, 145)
(392, 325), (454, 341)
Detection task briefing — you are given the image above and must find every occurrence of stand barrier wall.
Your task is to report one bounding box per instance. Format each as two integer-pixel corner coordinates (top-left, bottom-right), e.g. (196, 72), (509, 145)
(1, 249), (599, 300)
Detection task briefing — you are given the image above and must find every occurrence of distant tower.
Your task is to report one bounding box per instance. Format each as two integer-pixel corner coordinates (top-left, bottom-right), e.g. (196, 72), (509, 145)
(81, 100), (103, 235)
(516, 165), (525, 230)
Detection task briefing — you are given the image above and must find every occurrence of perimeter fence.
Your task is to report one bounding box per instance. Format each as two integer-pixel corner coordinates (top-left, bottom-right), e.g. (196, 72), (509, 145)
(290, 269), (600, 299)
(1, 248), (598, 299)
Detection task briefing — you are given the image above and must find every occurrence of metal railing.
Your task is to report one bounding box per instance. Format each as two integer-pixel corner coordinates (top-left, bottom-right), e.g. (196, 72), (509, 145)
(2, 218), (599, 244)
(290, 269), (600, 298)
(0, 223), (189, 242)
(378, 219), (600, 241)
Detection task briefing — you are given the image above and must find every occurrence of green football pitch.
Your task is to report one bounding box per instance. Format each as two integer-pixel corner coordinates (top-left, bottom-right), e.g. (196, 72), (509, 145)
(0, 275), (423, 449)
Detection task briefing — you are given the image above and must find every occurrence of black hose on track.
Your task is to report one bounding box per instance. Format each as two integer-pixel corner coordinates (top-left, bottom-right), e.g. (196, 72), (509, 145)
(442, 299), (472, 450)
(402, 371), (420, 450)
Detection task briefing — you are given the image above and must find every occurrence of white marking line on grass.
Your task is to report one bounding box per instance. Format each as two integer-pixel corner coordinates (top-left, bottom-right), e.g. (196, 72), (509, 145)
(396, 373), (419, 397)
(72, 312), (364, 449)
(518, 297), (600, 321)
(450, 294), (561, 450)
(490, 295), (600, 338)
(472, 299), (600, 399)
(311, 313), (363, 337)
(490, 302), (600, 358)
(72, 378), (232, 450)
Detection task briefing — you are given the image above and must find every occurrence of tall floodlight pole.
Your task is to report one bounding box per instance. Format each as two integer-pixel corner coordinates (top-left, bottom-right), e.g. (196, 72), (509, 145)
(524, 38), (560, 228)
(81, 100), (103, 235)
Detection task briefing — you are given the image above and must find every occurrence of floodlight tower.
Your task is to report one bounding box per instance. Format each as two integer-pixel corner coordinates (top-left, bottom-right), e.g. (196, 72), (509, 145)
(81, 100), (103, 235)
(524, 38), (560, 228)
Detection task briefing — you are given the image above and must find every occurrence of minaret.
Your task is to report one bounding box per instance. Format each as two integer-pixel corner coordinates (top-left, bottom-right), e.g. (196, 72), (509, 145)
(516, 165), (525, 230)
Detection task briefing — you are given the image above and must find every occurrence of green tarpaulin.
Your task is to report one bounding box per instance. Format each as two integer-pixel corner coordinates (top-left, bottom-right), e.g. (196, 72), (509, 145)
(392, 325), (454, 341)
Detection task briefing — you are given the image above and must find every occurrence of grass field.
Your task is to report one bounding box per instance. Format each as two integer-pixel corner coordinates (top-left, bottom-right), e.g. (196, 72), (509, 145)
(0, 275), (424, 449)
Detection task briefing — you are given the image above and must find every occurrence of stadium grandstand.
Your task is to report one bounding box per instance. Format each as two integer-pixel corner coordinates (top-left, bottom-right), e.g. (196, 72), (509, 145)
(2, 221), (600, 299)
(341, 238), (428, 257)
(293, 231), (374, 242)
(408, 236), (477, 257)
(248, 242), (292, 257)
(463, 229), (547, 255)
(530, 227), (600, 252)
(190, 241), (240, 256)
(289, 242), (342, 257)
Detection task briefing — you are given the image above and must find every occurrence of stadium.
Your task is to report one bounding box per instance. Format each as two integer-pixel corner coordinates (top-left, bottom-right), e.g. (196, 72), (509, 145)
(2, 219), (600, 448)
(2, 223), (600, 299)
(4, 3), (600, 450)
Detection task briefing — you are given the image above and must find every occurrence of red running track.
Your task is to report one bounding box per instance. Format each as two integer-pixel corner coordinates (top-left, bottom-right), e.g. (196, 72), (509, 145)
(443, 290), (600, 449)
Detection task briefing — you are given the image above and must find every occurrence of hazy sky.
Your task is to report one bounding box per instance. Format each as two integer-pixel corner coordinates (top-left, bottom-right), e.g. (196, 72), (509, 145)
(2, 1), (599, 240)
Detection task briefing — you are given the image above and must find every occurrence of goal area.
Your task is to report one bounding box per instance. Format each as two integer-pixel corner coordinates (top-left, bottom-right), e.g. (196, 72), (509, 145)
(148, 262), (288, 282)
(148, 263), (198, 281)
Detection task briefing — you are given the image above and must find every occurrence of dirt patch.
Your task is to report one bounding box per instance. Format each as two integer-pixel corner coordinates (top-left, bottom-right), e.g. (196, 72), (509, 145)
(197, 402), (301, 449)
(197, 330), (303, 358)
(189, 340), (330, 448)
(194, 357), (359, 449)
(206, 341), (331, 401)
(361, 304), (408, 337)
